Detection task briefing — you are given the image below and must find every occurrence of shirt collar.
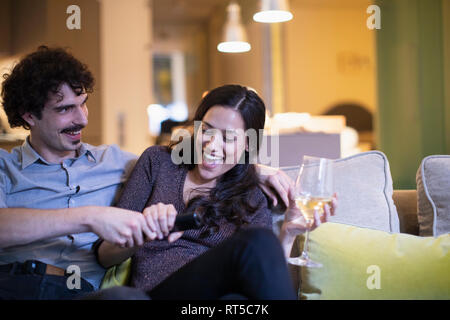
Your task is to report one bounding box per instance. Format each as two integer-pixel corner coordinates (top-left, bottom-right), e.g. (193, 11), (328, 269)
(20, 137), (97, 169)
(78, 143), (97, 163)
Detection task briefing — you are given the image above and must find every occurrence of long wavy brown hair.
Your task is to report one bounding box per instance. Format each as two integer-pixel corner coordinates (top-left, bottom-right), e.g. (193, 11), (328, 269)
(169, 84), (266, 236)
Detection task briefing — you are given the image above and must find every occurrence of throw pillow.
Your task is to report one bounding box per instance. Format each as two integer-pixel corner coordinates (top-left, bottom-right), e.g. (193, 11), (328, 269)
(279, 151), (399, 233)
(100, 258), (132, 289)
(416, 155), (450, 236)
(298, 222), (450, 300)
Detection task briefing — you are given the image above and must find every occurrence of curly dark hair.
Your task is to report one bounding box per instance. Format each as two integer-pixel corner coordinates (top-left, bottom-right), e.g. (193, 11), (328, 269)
(1, 45), (94, 129)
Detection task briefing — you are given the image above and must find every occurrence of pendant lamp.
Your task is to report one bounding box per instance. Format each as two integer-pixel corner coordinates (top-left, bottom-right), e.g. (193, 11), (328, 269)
(217, 2), (251, 53)
(253, 0), (293, 23)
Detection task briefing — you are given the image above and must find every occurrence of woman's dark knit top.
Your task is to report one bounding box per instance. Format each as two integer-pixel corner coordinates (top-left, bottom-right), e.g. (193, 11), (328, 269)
(116, 146), (272, 291)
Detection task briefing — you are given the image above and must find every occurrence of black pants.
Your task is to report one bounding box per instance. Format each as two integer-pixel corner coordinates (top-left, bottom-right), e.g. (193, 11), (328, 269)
(0, 271), (94, 300)
(85, 228), (297, 300)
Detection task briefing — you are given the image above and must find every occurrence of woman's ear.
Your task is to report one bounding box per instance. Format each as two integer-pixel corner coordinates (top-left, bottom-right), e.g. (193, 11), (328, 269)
(21, 112), (36, 127)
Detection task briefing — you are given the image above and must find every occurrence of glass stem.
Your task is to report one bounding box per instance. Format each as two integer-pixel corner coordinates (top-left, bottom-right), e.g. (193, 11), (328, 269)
(302, 229), (310, 260)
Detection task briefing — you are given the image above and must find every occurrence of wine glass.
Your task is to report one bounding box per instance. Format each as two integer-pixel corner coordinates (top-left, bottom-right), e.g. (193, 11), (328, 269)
(287, 156), (334, 268)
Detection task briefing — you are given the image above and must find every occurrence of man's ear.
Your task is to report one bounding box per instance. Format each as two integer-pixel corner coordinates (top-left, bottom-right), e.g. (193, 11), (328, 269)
(21, 112), (36, 127)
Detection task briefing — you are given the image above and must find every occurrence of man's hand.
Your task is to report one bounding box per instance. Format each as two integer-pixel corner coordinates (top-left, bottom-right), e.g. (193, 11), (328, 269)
(88, 207), (157, 248)
(255, 164), (295, 208)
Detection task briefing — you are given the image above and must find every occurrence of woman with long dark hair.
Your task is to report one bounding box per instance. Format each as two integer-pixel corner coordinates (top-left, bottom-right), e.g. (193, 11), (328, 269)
(95, 85), (335, 299)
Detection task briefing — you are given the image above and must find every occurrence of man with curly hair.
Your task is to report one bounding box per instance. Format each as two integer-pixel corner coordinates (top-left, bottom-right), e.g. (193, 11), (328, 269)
(0, 46), (158, 299)
(0, 46), (295, 300)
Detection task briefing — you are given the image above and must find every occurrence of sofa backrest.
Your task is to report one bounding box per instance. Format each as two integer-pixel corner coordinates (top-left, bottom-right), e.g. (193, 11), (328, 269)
(392, 190), (418, 235)
(277, 151), (399, 234)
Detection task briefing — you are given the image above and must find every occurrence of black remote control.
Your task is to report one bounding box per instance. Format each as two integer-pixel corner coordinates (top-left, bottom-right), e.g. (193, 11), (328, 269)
(173, 212), (203, 231)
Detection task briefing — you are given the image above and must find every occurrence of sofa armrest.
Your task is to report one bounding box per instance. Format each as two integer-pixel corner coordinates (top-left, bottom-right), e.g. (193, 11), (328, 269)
(392, 190), (418, 235)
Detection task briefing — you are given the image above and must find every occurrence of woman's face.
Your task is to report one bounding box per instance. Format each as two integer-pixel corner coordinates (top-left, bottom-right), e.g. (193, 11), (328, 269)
(194, 105), (247, 183)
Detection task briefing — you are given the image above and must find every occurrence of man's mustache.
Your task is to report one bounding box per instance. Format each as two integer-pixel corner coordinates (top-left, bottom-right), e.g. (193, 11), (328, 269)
(60, 125), (85, 134)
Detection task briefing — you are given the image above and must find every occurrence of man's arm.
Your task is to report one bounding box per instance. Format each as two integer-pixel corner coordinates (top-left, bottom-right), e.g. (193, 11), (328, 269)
(255, 164), (294, 208)
(0, 206), (155, 249)
(97, 203), (181, 268)
(0, 207), (90, 248)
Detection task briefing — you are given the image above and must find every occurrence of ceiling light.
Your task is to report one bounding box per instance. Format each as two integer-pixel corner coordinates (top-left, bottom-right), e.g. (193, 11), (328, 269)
(217, 2), (251, 53)
(253, 0), (293, 23)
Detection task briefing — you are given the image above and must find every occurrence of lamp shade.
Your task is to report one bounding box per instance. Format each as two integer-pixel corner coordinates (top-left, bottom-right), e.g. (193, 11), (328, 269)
(253, 0), (293, 23)
(217, 2), (251, 53)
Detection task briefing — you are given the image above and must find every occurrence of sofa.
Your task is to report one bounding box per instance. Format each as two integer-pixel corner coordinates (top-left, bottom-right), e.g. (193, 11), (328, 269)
(284, 189), (420, 299)
(102, 152), (449, 299)
(392, 190), (418, 235)
(279, 152), (449, 300)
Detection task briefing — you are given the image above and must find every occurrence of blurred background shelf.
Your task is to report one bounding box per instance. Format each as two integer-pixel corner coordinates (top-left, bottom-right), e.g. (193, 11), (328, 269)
(0, 133), (25, 152)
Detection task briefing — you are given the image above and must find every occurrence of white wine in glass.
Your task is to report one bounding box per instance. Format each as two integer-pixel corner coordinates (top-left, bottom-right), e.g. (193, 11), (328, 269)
(287, 156), (334, 268)
(295, 195), (332, 221)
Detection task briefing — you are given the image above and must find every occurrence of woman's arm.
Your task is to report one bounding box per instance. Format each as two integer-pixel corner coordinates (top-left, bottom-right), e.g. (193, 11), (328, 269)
(245, 190), (307, 258)
(96, 240), (138, 268)
(114, 148), (157, 212)
(279, 192), (337, 258)
(96, 148), (159, 267)
(247, 187), (337, 259)
(245, 189), (274, 229)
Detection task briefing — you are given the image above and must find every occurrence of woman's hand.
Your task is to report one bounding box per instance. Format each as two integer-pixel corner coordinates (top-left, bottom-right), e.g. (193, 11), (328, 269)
(142, 203), (184, 243)
(255, 164), (295, 208)
(278, 192), (337, 258)
(282, 192), (338, 239)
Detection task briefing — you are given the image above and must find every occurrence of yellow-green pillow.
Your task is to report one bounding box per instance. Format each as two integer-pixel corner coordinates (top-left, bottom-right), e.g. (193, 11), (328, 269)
(297, 223), (450, 299)
(100, 258), (132, 289)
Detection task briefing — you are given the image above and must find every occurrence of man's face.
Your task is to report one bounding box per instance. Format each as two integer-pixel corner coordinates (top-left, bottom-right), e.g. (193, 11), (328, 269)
(22, 83), (88, 162)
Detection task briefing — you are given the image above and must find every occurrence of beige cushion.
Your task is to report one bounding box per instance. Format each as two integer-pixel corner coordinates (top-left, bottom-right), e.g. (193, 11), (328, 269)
(416, 155), (450, 236)
(279, 151), (399, 233)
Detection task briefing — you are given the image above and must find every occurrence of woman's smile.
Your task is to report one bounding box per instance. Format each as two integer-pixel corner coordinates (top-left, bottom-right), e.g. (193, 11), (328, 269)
(202, 152), (224, 168)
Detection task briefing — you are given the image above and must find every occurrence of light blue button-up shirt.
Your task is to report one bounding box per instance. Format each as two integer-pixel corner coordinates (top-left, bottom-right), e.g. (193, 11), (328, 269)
(0, 138), (138, 289)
